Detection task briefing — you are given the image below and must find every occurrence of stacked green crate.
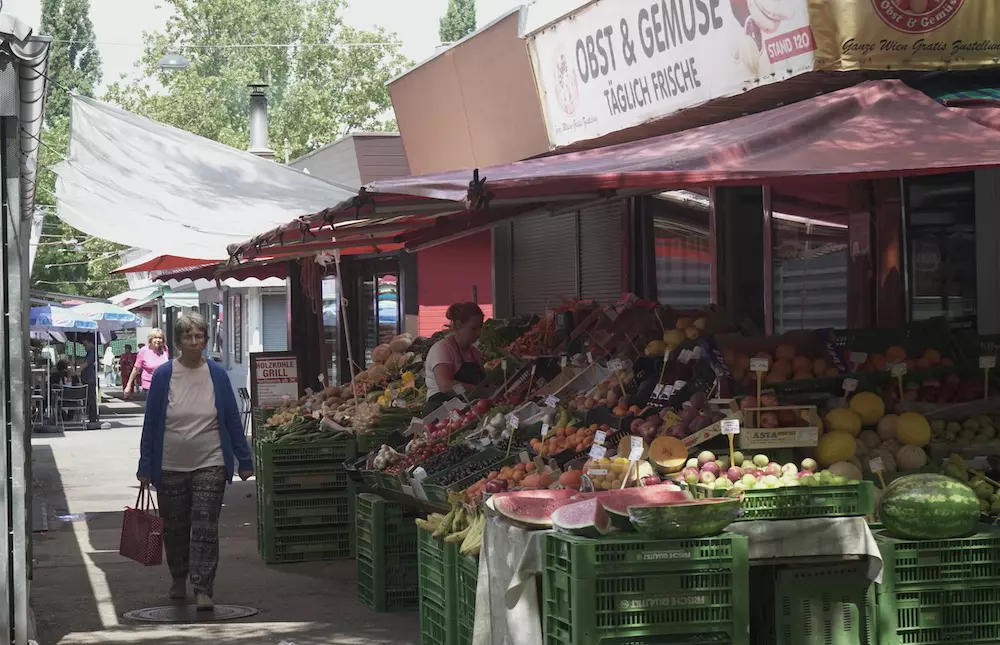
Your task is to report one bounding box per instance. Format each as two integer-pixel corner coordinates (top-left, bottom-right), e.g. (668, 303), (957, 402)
(542, 532), (750, 645)
(355, 493), (420, 612)
(456, 554), (479, 645)
(875, 528), (1000, 645)
(750, 561), (875, 645)
(255, 434), (357, 564)
(418, 528), (458, 645)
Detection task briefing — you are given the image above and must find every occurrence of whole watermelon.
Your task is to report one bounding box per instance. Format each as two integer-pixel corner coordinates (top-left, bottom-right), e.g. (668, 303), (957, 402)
(880, 473), (979, 540)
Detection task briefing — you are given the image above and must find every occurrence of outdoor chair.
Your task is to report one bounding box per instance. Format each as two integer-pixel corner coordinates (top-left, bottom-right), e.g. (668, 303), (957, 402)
(59, 385), (89, 432)
(238, 387), (252, 438)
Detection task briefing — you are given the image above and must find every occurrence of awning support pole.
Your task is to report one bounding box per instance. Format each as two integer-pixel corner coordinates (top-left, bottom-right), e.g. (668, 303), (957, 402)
(332, 248), (359, 406)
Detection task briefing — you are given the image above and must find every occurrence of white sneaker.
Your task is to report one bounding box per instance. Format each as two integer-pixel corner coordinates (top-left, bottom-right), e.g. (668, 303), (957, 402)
(195, 592), (214, 611)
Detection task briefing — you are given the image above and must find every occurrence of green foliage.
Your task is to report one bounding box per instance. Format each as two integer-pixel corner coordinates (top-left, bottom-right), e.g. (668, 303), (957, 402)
(439, 0), (477, 44)
(103, 0), (411, 159)
(41, 0), (102, 123)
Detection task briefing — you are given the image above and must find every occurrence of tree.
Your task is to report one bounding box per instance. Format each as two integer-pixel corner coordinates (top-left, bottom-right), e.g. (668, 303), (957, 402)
(31, 0), (127, 298)
(41, 0), (102, 123)
(439, 0), (476, 44)
(104, 0), (411, 159)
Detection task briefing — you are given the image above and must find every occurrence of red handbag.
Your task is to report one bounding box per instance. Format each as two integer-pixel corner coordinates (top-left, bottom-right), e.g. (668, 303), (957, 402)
(119, 485), (164, 566)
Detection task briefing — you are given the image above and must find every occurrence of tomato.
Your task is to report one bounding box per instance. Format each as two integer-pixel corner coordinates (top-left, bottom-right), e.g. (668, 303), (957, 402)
(473, 399), (491, 415)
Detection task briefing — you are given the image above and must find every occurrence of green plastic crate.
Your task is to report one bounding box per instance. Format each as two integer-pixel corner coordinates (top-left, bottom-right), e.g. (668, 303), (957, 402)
(355, 494), (418, 561)
(418, 529), (458, 644)
(420, 594), (455, 645)
(357, 432), (392, 455)
(360, 469), (380, 489)
(875, 528), (1000, 595)
(750, 561), (875, 645)
(456, 555), (479, 645)
(544, 532), (748, 579)
(541, 534), (750, 645)
(356, 551), (419, 612)
(258, 490), (353, 529)
(876, 584), (1000, 645)
(694, 482), (875, 521)
(255, 434), (357, 466)
(257, 524), (354, 564)
(256, 461), (351, 493)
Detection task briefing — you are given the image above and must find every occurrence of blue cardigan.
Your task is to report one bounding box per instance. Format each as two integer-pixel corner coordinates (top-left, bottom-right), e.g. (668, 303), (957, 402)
(137, 359), (253, 485)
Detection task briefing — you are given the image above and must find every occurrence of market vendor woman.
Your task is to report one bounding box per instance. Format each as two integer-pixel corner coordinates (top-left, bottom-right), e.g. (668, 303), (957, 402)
(423, 302), (486, 414)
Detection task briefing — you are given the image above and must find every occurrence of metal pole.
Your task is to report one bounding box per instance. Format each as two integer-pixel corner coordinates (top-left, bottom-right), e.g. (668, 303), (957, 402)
(332, 249), (360, 407)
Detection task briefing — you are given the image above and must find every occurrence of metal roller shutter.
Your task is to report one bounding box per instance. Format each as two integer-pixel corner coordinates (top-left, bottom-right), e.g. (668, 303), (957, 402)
(261, 294), (288, 351)
(512, 213), (578, 315)
(579, 202), (624, 303)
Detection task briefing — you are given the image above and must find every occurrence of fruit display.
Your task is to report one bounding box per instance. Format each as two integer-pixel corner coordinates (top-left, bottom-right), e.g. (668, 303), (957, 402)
(682, 450), (855, 492)
(491, 489), (580, 528)
(583, 456), (655, 489)
(566, 373), (634, 413)
(463, 460), (558, 501)
(659, 313), (711, 352)
(382, 440), (450, 474)
(416, 498), (484, 556)
(879, 472), (980, 540)
(597, 483), (691, 530)
(257, 413), (347, 444)
(530, 423), (602, 457)
(627, 498), (743, 539)
(551, 498), (611, 537)
(942, 454), (1000, 517)
(718, 339), (839, 389)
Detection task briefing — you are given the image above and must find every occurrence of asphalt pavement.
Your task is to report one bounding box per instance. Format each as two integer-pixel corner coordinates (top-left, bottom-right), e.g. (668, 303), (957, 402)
(30, 392), (420, 645)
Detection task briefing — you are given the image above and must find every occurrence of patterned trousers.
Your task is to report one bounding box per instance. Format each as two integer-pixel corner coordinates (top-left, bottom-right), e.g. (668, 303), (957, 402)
(157, 466), (227, 597)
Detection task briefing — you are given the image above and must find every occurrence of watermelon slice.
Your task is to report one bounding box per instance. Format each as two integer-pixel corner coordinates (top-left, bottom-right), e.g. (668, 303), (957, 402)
(628, 498), (742, 539)
(491, 489), (579, 529)
(599, 484), (692, 531)
(551, 498), (611, 538)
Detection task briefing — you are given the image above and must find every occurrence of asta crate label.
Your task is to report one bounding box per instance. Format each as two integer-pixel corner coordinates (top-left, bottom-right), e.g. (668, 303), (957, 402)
(250, 351), (299, 407)
(632, 548), (696, 562)
(739, 426), (819, 449)
(618, 593), (711, 610)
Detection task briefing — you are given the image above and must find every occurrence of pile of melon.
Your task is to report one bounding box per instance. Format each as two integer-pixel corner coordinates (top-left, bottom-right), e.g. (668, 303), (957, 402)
(815, 391), (931, 477)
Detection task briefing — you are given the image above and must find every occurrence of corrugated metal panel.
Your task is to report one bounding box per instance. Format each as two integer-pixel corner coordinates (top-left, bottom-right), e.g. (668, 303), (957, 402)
(579, 202), (624, 303)
(512, 213), (578, 315)
(773, 252), (849, 333)
(354, 136), (411, 184)
(261, 294), (288, 351)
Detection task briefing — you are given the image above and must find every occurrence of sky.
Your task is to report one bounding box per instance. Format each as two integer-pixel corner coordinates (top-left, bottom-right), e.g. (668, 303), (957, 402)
(2, 0), (535, 90)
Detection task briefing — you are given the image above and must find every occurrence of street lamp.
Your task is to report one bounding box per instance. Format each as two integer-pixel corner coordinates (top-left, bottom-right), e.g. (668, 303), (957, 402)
(157, 53), (190, 71)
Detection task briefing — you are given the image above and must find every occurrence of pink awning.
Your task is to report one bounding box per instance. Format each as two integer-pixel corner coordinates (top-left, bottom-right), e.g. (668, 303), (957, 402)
(361, 80), (1000, 203)
(113, 254), (216, 275)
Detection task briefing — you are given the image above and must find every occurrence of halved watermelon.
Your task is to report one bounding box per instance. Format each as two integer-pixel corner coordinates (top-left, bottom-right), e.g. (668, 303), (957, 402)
(491, 489), (579, 529)
(628, 498), (742, 538)
(599, 484), (692, 531)
(551, 498), (611, 538)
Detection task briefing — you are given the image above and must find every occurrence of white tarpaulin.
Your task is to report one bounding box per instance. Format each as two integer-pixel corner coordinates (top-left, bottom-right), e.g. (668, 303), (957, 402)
(52, 95), (357, 259)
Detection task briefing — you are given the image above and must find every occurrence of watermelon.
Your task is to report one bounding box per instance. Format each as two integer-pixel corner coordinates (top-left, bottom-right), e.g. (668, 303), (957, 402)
(491, 489), (579, 529)
(551, 498), (611, 538)
(599, 484), (692, 531)
(880, 473), (980, 540)
(628, 498), (742, 538)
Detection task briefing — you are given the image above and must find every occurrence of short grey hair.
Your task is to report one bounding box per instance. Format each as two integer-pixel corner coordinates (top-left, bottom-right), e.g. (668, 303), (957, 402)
(174, 313), (208, 343)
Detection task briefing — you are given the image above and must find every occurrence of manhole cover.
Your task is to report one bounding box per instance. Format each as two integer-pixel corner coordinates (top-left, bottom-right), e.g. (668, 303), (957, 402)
(124, 604), (259, 623)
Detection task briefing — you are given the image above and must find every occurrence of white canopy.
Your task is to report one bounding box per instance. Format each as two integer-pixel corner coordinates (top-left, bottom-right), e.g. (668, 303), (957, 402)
(52, 95), (357, 260)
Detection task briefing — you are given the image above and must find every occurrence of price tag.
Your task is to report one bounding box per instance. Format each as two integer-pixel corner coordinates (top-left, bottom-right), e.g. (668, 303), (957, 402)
(889, 362), (907, 377)
(501, 359), (508, 371)
(869, 456), (884, 473)
(850, 351), (868, 367)
(449, 410), (461, 422)
(663, 385), (675, 399)
(652, 384), (665, 398)
(453, 384), (466, 396)
(692, 346), (704, 359)
(628, 436), (645, 462)
(588, 445), (607, 460)
(679, 349), (693, 364)
(981, 356), (997, 369)
(540, 423), (550, 438)
(721, 419), (741, 435)
(587, 352), (594, 364)
(608, 358), (625, 371)
(544, 395), (559, 408)
(560, 356), (568, 368)
(392, 399), (407, 408)
(750, 358), (769, 373)
(506, 413), (520, 429)
(594, 430), (607, 445)
(842, 378), (858, 393)
(672, 380), (687, 392)
(318, 373), (326, 383)
(588, 468), (608, 476)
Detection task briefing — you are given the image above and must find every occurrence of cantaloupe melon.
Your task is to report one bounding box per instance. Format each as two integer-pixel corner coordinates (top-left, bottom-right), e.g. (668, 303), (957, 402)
(825, 408), (862, 436)
(649, 436), (687, 474)
(878, 414), (899, 442)
(828, 460), (863, 481)
(849, 392), (885, 426)
(859, 430), (881, 450)
(896, 412), (931, 447)
(895, 444), (928, 471)
(816, 430), (857, 467)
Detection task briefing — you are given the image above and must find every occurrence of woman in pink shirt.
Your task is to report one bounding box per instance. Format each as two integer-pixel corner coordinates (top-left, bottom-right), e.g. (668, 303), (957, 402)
(124, 328), (170, 397)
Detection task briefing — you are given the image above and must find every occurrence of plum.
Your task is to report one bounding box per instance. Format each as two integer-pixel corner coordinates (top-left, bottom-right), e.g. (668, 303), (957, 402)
(689, 392), (708, 410)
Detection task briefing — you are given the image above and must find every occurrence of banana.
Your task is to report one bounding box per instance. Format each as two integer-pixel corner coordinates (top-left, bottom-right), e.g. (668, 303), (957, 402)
(445, 522), (472, 543)
(433, 507), (457, 538)
(460, 513), (485, 555)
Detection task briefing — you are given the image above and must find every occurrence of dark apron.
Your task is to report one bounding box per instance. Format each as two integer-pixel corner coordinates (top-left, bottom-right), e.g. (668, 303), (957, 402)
(423, 338), (486, 416)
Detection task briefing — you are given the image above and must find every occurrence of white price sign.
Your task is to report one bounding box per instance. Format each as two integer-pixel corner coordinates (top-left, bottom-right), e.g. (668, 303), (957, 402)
(501, 359), (508, 371)
(594, 430), (607, 445)
(586, 352), (594, 364)
(652, 384), (665, 398)
(506, 413), (520, 429)
(850, 351), (868, 366)
(449, 410), (461, 422)
(842, 378), (858, 393)
(588, 468), (608, 476)
(560, 356), (568, 368)
(588, 445), (607, 460)
(672, 381), (687, 392)
(608, 358), (625, 372)
(452, 384), (466, 396)
(869, 456), (884, 473)
(628, 436), (644, 462)
(750, 358), (770, 373)
(679, 349), (693, 364)
(889, 362), (907, 377)
(721, 419), (740, 435)
(545, 395), (559, 408)
(982, 356), (997, 369)
(540, 423), (550, 439)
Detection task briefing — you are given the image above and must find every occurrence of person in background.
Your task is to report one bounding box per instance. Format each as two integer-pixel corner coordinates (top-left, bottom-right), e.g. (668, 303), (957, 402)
(103, 345), (116, 387)
(124, 329), (169, 398)
(422, 302), (486, 415)
(119, 344), (136, 391)
(136, 313), (252, 610)
(80, 337), (99, 426)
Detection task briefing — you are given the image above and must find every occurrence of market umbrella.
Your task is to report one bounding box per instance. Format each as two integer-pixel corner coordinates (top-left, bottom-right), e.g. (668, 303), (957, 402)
(68, 302), (142, 330)
(29, 306), (99, 332)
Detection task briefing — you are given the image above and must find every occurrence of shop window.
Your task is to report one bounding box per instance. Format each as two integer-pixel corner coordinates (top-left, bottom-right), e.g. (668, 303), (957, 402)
(649, 194), (711, 308)
(904, 172), (977, 327)
(770, 187), (849, 332)
(322, 278), (338, 385)
(198, 302), (224, 360)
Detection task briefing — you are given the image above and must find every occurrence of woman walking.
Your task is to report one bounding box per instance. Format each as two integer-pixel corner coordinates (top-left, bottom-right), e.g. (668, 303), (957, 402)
(124, 329), (169, 397)
(136, 313), (253, 610)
